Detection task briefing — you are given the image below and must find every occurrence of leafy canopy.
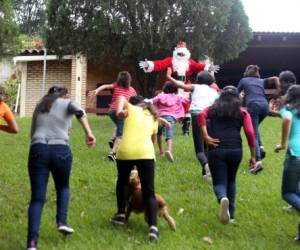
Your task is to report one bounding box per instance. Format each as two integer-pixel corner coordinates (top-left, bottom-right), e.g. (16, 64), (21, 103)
(12, 0), (46, 36)
(46, 0), (252, 95)
(0, 0), (20, 57)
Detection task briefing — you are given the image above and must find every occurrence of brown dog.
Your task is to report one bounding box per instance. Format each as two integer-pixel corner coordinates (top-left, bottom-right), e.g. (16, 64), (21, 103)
(125, 170), (176, 230)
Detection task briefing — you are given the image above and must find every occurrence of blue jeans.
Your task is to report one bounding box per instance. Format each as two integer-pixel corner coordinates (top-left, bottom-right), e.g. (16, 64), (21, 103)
(208, 148), (243, 219)
(247, 101), (269, 161)
(191, 114), (207, 173)
(27, 143), (72, 242)
(108, 110), (124, 138)
(157, 115), (177, 140)
(282, 151), (300, 212)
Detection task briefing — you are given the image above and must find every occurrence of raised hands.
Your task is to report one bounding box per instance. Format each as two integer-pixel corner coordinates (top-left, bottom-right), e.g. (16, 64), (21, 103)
(208, 64), (220, 73)
(139, 59), (149, 70)
(87, 89), (99, 98)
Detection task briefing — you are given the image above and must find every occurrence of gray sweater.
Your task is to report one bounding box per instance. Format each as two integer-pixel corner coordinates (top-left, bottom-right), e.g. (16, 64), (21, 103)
(31, 98), (84, 145)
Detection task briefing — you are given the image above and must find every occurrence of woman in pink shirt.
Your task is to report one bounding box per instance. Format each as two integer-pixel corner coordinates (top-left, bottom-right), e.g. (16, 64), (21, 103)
(152, 82), (189, 162)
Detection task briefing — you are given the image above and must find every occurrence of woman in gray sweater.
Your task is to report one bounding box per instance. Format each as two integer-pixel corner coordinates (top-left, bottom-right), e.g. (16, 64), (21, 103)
(27, 86), (96, 250)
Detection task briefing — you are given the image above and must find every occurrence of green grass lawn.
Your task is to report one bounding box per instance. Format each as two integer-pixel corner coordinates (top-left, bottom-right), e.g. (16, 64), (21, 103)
(0, 115), (299, 249)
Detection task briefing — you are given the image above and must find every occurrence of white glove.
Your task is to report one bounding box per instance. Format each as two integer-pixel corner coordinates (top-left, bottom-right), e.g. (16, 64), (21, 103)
(208, 64), (220, 73)
(139, 59), (149, 70)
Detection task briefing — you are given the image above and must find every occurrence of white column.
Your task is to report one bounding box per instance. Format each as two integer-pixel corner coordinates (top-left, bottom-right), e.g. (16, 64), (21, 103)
(19, 62), (27, 117)
(75, 54), (82, 103)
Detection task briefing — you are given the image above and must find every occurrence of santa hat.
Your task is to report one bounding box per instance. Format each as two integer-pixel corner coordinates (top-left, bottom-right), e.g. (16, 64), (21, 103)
(176, 41), (187, 48)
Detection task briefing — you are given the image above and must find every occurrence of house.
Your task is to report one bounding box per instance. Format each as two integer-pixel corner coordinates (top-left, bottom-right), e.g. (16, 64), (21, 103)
(13, 49), (134, 117)
(216, 32), (300, 87)
(0, 58), (15, 84)
(14, 32), (300, 117)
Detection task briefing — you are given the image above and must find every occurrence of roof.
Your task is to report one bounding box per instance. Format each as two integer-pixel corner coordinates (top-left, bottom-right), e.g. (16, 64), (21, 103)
(253, 31), (300, 36)
(19, 48), (46, 56)
(14, 49), (72, 63)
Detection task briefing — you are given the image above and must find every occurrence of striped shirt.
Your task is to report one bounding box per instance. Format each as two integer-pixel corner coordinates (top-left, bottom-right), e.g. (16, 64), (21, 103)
(109, 83), (137, 111)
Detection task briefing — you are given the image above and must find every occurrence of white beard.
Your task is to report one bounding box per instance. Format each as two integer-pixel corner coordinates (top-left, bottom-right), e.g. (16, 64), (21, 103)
(172, 47), (190, 76)
(172, 57), (189, 76)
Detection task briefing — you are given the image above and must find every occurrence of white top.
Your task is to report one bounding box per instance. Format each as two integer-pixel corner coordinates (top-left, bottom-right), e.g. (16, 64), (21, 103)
(190, 84), (219, 114)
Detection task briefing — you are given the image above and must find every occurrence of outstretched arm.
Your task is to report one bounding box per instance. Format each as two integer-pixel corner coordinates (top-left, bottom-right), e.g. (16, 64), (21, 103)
(0, 118), (18, 133)
(275, 116), (292, 153)
(88, 83), (114, 98)
(166, 68), (193, 91)
(68, 100), (96, 147)
(265, 76), (280, 92)
(0, 105), (18, 133)
(78, 116), (96, 147)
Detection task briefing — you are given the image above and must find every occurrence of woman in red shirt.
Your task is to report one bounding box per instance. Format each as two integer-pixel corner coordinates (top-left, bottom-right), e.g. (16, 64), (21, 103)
(88, 71), (136, 161)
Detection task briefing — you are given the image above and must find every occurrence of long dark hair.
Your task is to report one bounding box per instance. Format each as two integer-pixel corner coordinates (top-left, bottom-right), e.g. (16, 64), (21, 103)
(163, 82), (178, 94)
(129, 95), (159, 120)
(33, 86), (68, 114)
(116, 71), (132, 88)
(243, 65), (260, 78)
(279, 70), (297, 96)
(208, 86), (242, 119)
(285, 85), (300, 117)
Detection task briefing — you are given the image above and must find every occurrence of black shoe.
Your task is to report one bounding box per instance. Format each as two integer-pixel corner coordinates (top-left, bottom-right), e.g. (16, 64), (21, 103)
(149, 226), (159, 241)
(249, 162), (263, 174)
(260, 147), (266, 160)
(110, 214), (126, 225)
(107, 152), (116, 162)
(108, 138), (115, 149)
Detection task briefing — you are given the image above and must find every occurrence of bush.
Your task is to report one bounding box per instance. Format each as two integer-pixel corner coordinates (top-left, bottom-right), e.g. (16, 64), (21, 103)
(2, 77), (20, 111)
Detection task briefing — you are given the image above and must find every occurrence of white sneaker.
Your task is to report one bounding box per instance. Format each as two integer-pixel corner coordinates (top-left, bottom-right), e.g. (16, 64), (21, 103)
(282, 204), (294, 212)
(58, 225), (75, 235)
(202, 174), (212, 184)
(165, 151), (174, 162)
(203, 164), (212, 184)
(204, 163), (211, 176)
(229, 219), (236, 224)
(219, 197), (230, 224)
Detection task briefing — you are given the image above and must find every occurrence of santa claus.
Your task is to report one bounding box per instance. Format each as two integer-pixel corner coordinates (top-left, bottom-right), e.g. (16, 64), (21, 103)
(139, 41), (219, 135)
(139, 41), (219, 82)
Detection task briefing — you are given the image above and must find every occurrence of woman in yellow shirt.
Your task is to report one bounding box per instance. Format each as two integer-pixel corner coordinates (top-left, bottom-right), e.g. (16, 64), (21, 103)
(110, 95), (160, 241)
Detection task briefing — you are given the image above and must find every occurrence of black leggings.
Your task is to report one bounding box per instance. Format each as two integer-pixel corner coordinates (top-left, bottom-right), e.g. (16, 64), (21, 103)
(191, 114), (208, 174)
(116, 159), (157, 226)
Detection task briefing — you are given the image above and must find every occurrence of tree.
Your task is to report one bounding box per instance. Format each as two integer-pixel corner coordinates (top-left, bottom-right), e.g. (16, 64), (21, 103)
(0, 0), (20, 57)
(12, 0), (46, 36)
(46, 0), (252, 96)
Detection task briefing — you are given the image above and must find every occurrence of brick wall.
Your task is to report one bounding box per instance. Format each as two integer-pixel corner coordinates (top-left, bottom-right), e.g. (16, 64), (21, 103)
(25, 60), (72, 116)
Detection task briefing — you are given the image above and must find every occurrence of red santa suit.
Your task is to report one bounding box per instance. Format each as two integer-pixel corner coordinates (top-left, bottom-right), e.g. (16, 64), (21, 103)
(140, 41), (209, 82)
(140, 42), (210, 114)
(139, 42), (219, 135)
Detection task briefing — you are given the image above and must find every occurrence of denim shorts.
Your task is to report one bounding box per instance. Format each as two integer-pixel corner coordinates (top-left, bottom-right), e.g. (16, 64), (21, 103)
(108, 111), (124, 138)
(157, 115), (177, 140)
